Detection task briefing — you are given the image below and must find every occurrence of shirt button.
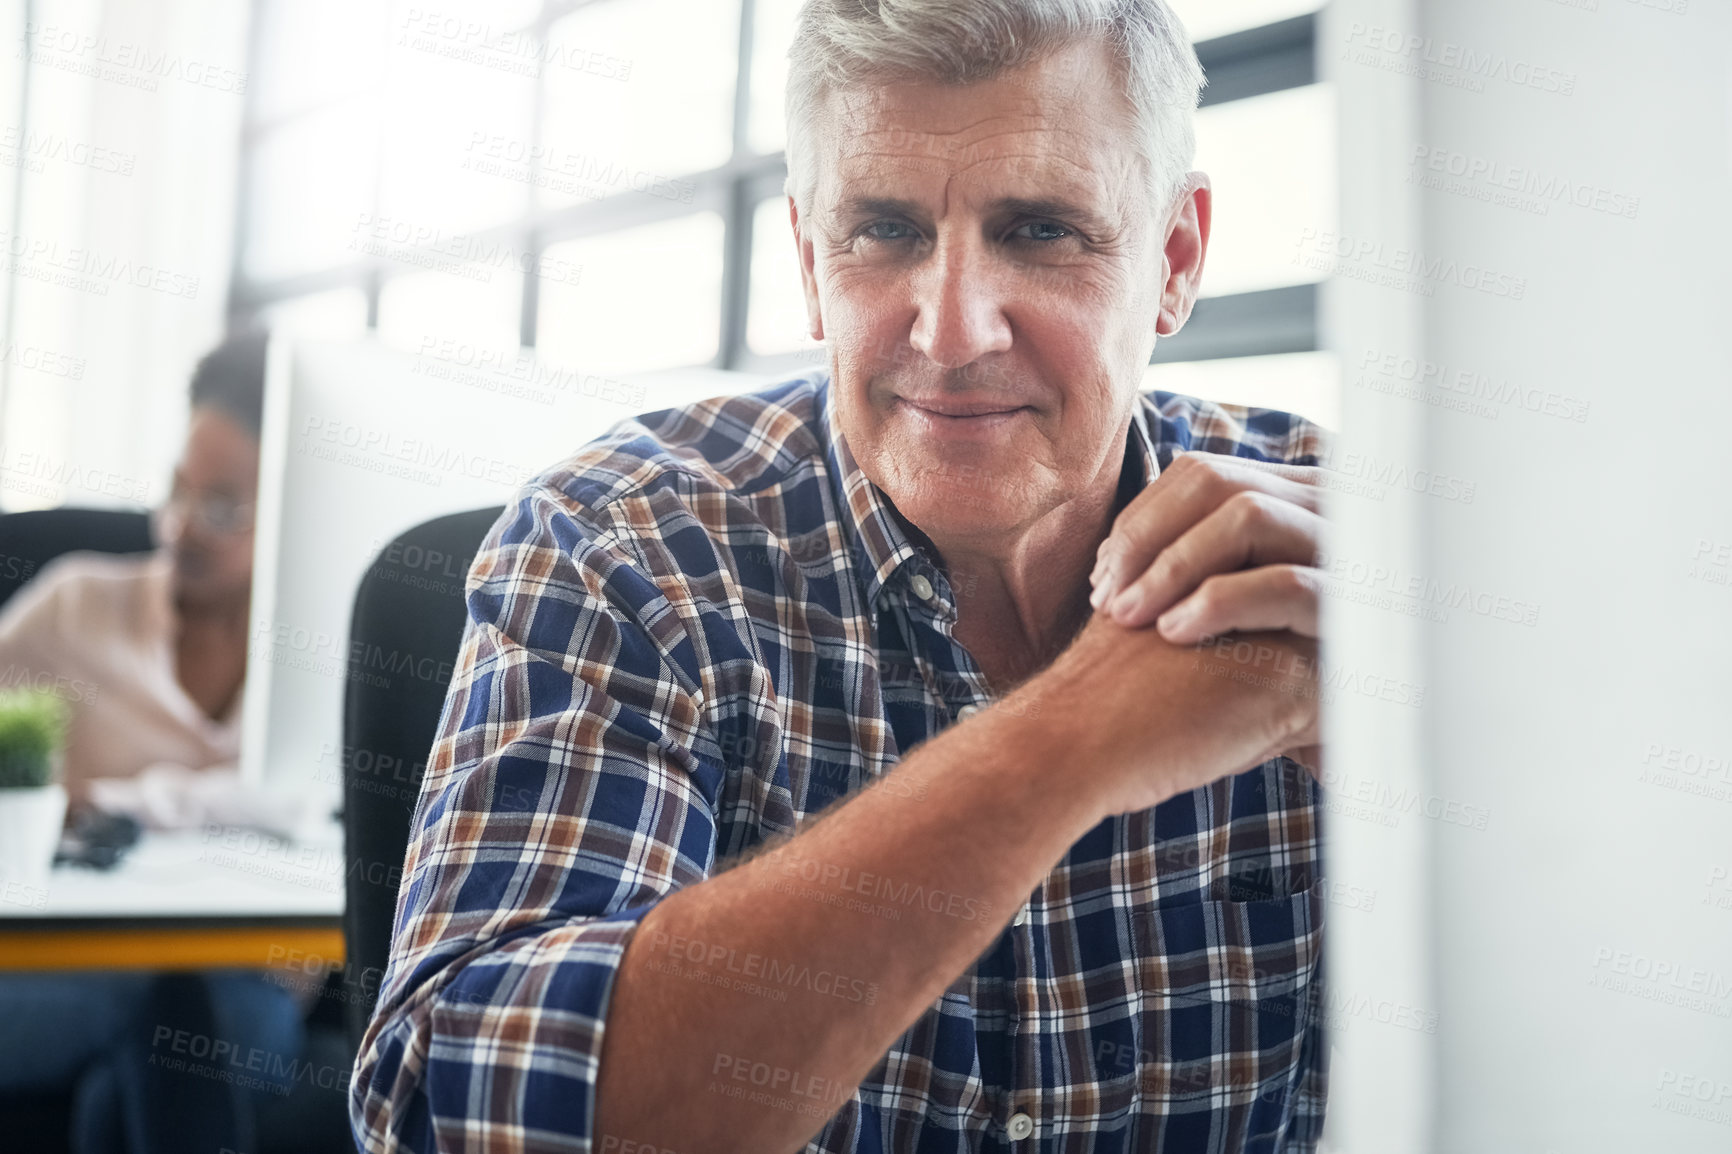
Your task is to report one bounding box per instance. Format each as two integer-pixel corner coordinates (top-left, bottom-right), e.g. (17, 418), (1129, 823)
(957, 703), (981, 720)
(909, 573), (935, 602)
(1007, 1112), (1035, 1140)
(1012, 903), (1029, 927)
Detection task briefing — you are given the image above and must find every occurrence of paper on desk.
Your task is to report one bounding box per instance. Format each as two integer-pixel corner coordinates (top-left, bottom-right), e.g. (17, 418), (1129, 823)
(85, 763), (316, 839)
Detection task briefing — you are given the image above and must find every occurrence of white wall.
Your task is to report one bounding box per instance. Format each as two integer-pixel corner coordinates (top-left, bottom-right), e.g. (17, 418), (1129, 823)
(1324, 1), (1732, 1151)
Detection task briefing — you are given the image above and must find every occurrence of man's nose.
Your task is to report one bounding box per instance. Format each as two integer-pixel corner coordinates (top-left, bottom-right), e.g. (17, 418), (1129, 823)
(908, 234), (1013, 370)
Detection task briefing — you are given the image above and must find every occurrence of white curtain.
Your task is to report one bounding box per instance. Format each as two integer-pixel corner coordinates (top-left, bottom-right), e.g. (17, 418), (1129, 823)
(0, 0), (247, 512)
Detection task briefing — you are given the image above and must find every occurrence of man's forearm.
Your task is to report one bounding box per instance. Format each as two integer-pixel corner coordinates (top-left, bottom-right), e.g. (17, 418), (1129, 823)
(593, 698), (1108, 1152)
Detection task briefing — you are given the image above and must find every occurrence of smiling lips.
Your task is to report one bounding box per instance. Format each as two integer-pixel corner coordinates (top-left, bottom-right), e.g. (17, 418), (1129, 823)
(900, 396), (1028, 417)
(894, 395), (1032, 441)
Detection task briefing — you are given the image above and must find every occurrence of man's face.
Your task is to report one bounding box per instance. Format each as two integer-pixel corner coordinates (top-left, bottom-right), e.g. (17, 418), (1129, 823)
(792, 38), (1209, 549)
(162, 406), (259, 607)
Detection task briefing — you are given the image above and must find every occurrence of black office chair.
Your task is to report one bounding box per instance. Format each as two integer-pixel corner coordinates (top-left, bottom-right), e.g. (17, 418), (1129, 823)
(0, 507), (154, 612)
(339, 505), (504, 1051)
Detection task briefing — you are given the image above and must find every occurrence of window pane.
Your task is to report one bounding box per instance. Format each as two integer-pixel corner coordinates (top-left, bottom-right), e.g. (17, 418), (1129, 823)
(536, 0), (740, 214)
(1168, 0), (1323, 42)
(244, 98), (381, 282)
(747, 195), (822, 358)
(1193, 83), (1335, 298)
(377, 265), (524, 357)
(1142, 351), (1339, 431)
(259, 288), (370, 342)
(252, 0), (389, 123)
(377, 9), (539, 236)
(535, 213), (725, 376)
(748, 0), (801, 155)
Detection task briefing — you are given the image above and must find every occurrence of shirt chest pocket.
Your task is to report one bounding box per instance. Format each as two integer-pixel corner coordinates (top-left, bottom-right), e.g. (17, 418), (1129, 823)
(1127, 880), (1325, 1146)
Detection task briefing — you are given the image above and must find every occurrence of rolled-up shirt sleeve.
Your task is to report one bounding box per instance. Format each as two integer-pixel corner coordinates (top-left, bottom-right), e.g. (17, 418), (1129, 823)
(350, 478), (726, 1153)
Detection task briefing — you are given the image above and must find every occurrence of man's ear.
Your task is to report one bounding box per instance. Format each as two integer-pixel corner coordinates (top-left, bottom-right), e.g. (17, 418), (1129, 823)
(1155, 173), (1212, 338)
(789, 195), (825, 343)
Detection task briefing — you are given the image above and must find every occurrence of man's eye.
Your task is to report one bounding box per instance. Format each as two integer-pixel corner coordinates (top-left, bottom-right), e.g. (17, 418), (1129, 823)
(862, 220), (917, 242)
(1012, 220), (1072, 243)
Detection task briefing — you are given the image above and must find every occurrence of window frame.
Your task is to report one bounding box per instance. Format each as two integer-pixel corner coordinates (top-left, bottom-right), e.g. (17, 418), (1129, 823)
(225, 1), (1323, 371)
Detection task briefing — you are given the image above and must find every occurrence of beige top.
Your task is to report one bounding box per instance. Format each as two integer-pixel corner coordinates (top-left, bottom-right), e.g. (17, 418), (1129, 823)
(0, 550), (241, 796)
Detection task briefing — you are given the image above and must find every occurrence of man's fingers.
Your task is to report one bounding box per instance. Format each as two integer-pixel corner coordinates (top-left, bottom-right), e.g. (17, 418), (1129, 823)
(1149, 564), (1323, 645)
(1104, 492), (1325, 626)
(1091, 452), (1326, 609)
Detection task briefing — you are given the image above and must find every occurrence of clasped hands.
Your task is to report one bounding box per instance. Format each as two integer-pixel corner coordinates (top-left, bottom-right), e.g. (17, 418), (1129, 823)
(1087, 451), (1327, 774)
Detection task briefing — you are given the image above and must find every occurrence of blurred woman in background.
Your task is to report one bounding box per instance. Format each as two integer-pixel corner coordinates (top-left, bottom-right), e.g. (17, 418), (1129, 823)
(0, 333), (307, 1154)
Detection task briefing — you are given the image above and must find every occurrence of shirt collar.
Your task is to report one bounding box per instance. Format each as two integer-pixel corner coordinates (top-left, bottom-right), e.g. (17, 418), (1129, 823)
(816, 369), (1162, 616)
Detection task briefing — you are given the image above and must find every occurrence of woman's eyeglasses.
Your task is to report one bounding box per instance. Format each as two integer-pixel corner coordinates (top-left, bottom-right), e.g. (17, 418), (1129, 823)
(153, 483), (255, 537)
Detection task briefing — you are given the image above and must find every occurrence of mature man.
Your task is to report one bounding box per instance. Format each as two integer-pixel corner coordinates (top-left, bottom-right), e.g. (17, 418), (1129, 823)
(353, 1), (1331, 1150)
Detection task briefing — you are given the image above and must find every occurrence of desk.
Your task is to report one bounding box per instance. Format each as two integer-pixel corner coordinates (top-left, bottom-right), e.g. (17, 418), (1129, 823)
(0, 819), (345, 971)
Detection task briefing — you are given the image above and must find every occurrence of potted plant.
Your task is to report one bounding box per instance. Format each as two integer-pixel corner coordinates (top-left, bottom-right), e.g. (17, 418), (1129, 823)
(0, 688), (71, 891)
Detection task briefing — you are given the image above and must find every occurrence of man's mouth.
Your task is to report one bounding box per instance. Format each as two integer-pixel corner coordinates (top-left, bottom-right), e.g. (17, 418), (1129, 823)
(897, 395), (1030, 418)
(895, 398), (1034, 441)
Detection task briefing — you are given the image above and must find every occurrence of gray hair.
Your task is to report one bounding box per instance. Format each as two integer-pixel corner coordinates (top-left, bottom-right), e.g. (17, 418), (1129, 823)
(783, 0), (1206, 219)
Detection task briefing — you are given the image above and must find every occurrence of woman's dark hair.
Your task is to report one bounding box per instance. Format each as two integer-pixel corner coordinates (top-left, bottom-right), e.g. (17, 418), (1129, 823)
(188, 331), (269, 439)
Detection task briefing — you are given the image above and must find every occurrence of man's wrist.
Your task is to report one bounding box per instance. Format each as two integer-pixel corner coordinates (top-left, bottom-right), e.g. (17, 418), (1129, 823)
(975, 678), (1123, 837)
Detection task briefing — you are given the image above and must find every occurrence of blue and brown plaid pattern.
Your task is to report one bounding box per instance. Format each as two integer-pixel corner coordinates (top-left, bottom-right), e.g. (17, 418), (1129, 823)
(350, 367), (1331, 1152)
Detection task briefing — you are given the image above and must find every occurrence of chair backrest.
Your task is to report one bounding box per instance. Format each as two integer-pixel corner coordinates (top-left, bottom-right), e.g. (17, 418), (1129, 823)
(0, 508), (154, 611)
(339, 505), (503, 1050)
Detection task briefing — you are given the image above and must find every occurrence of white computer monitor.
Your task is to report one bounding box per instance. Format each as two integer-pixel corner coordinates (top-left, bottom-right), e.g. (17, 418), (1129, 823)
(239, 335), (771, 801)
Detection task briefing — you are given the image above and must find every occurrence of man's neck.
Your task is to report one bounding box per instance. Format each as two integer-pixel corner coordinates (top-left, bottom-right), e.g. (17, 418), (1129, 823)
(911, 421), (1142, 694)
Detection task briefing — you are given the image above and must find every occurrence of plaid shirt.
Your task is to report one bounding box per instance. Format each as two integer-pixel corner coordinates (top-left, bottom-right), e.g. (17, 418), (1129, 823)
(351, 367), (1331, 1153)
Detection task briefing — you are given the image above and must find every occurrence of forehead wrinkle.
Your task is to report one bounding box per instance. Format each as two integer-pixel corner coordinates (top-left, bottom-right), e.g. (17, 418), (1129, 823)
(832, 147), (1133, 220)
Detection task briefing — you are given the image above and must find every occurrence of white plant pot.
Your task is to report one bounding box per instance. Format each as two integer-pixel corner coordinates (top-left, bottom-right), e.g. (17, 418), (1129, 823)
(0, 783), (68, 897)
